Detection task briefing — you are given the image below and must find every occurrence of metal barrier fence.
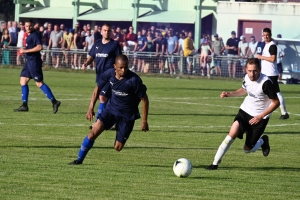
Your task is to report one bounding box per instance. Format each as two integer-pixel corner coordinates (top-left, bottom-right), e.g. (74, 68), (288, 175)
(1, 47), (248, 78)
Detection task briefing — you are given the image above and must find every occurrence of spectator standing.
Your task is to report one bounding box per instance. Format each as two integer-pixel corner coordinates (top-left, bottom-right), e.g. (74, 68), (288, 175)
(16, 22), (25, 65)
(1, 28), (11, 65)
(8, 21), (18, 46)
(183, 31), (196, 74)
(238, 35), (249, 76)
(211, 33), (225, 76)
(166, 29), (178, 75)
(137, 30), (147, 73)
(247, 36), (258, 58)
(126, 26), (138, 71)
(226, 31), (239, 77)
(156, 32), (167, 74)
(62, 28), (74, 68)
(48, 24), (63, 68)
(199, 37), (213, 76)
(84, 30), (94, 70)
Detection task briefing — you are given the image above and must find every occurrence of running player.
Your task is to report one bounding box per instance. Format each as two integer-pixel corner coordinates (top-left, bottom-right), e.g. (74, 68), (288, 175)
(206, 58), (279, 170)
(81, 23), (122, 128)
(69, 55), (149, 165)
(14, 19), (61, 113)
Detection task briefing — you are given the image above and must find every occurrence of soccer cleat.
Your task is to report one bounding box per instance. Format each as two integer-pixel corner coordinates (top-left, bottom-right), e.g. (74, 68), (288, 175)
(261, 135), (270, 157)
(13, 105), (29, 112)
(52, 101), (61, 114)
(68, 160), (82, 165)
(279, 113), (289, 120)
(206, 164), (218, 170)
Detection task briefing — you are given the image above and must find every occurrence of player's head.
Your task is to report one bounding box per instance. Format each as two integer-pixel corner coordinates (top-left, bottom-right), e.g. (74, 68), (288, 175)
(245, 58), (261, 81)
(101, 23), (111, 40)
(263, 28), (272, 43)
(24, 19), (34, 33)
(114, 55), (129, 78)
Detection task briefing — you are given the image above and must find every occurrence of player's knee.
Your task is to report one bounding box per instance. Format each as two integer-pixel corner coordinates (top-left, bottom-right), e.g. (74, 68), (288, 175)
(114, 145), (123, 152)
(243, 144), (252, 153)
(35, 81), (43, 88)
(99, 95), (107, 103)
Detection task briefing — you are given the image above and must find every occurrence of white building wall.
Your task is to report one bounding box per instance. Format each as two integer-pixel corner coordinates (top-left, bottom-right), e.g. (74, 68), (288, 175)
(217, 2), (300, 40)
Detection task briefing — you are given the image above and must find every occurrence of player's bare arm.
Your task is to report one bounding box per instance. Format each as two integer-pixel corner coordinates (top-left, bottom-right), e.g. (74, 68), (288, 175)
(141, 94), (149, 132)
(256, 54), (276, 63)
(220, 88), (247, 98)
(249, 97), (280, 125)
(82, 56), (94, 68)
(86, 86), (100, 121)
(20, 44), (42, 54)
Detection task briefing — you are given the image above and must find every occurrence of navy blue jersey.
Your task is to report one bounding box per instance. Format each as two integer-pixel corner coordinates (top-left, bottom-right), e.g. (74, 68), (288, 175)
(157, 38), (167, 53)
(25, 31), (42, 61)
(88, 39), (122, 83)
(256, 42), (265, 55)
(98, 68), (147, 120)
(137, 36), (147, 51)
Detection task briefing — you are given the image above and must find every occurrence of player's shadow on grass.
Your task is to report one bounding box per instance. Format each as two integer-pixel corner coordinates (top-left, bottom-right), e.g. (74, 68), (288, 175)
(221, 166), (300, 171)
(150, 130), (226, 133)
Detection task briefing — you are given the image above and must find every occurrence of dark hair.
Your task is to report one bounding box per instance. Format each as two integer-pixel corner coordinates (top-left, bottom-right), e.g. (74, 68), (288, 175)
(263, 28), (272, 35)
(115, 54), (129, 63)
(25, 19), (33, 24)
(102, 23), (111, 29)
(246, 58), (261, 70)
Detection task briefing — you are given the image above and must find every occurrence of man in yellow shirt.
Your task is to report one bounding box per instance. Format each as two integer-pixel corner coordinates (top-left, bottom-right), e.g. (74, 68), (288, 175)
(183, 31), (196, 74)
(62, 28), (74, 67)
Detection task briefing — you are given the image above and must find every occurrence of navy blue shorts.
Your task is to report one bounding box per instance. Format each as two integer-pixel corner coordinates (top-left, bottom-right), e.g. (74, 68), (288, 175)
(99, 82), (111, 98)
(234, 109), (269, 149)
(20, 59), (44, 82)
(99, 110), (135, 144)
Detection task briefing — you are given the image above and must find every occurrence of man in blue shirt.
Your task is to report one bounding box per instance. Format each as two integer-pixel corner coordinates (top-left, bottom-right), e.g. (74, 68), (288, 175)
(14, 19), (61, 113)
(69, 55), (149, 165)
(137, 30), (147, 72)
(81, 23), (122, 129)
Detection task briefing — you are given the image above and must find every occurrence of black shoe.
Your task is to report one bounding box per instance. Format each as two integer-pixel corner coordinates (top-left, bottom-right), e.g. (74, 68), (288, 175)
(52, 101), (61, 114)
(206, 164), (218, 170)
(68, 160), (82, 165)
(13, 105), (29, 112)
(279, 113), (289, 120)
(261, 135), (270, 157)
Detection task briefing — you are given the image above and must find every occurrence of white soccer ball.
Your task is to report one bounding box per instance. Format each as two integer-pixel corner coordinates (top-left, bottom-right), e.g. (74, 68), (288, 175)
(173, 158), (192, 178)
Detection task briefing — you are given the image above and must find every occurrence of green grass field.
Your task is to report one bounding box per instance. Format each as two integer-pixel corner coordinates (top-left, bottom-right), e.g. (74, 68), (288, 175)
(1, 67), (300, 200)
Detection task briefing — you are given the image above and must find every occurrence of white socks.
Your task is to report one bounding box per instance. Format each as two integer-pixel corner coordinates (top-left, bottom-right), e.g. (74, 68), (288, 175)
(277, 92), (288, 115)
(212, 135), (234, 165)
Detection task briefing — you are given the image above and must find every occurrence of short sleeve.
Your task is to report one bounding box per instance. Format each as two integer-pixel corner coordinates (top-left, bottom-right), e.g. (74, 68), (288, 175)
(269, 44), (277, 56)
(262, 80), (277, 99)
(132, 76), (147, 98)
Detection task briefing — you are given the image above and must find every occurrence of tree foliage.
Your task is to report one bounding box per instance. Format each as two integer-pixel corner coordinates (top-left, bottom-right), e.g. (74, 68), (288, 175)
(0, 0), (15, 21)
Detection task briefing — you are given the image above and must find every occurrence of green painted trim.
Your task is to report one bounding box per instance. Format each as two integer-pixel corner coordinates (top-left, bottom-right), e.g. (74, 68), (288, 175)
(71, 2), (97, 7)
(16, 0), (39, 5)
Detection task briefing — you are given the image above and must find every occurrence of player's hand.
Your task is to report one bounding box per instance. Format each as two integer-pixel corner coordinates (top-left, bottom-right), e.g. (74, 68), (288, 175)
(249, 115), (263, 125)
(86, 109), (95, 121)
(141, 121), (149, 132)
(19, 48), (26, 53)
(82, 64), (86, 69)
(256, 54), (262, 59)
(220, 91), (229, 98)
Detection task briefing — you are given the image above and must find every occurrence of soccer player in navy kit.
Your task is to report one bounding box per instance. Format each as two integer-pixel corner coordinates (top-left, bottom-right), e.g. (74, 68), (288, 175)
(69, 55), (149, 165)
(14, 20), (61, 113)
(81, 23), (122, 128)
(206, 58), (279, 170)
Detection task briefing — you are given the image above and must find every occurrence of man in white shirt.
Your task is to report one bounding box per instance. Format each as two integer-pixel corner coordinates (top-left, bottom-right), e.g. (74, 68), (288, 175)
(275, 34), (285, 84)
(247, 36), (258, 58)
(206, 58), (279, 170)
(256, 28), (289, 120)
(238, 35), (249, 75)
(16, 22), (25, 65)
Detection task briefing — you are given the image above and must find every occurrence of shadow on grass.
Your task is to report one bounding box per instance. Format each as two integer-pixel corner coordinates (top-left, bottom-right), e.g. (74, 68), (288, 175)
(0, 146), (216, 151)
(219, 166), (300, 171)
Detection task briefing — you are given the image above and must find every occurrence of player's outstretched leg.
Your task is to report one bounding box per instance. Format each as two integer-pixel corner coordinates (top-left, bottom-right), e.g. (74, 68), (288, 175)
(40, 83), (61, 114)
(69, 136), (95, 165)
(14, 85), (30, 112)
(261, 135), (270, 157)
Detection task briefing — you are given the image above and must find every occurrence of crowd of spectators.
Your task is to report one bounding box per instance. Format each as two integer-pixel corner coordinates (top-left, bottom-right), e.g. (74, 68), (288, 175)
(0, 20), (283, 77)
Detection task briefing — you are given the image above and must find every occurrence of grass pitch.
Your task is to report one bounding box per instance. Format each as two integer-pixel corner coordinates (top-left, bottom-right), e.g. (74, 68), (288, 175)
(0, 67), (300, 200)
